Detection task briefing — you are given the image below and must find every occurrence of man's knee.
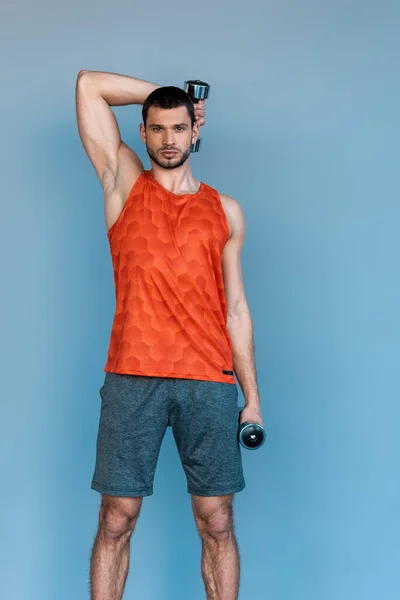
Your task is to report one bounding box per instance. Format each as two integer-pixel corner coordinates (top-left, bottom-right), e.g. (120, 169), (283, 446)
(98, 495), (143, 540)
(192, 495), (235, 541)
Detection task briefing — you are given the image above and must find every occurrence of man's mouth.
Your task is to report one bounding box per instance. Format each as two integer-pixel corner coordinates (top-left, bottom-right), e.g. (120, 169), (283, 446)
(161, 150), (178, 157)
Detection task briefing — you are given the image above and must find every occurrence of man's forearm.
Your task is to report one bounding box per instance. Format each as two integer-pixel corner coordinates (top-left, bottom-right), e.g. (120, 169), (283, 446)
(78, 70), (160, 106)
(226, 308), (260, 408)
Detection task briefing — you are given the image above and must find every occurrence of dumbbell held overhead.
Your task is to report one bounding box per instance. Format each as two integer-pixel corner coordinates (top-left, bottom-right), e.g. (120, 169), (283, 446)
(184, 80), (210, 153)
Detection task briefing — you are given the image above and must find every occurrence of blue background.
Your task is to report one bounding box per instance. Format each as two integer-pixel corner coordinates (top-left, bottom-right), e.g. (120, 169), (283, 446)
(1, 1), (399, 598)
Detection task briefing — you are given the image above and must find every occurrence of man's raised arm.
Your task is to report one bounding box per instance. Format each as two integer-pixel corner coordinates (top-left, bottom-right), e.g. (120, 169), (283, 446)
(75, 70), (160, 187)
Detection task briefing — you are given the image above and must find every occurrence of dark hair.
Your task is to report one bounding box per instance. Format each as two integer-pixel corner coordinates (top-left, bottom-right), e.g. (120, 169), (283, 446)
(142, 86), (195, 127)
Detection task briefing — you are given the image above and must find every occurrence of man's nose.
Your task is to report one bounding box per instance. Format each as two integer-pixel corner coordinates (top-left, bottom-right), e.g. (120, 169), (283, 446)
(163, 130), (176, 146)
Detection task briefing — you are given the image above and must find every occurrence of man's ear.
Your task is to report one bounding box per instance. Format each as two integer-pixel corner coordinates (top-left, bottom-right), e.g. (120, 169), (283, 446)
(191, 122), (200, 144)
(139, 122), (146, 144)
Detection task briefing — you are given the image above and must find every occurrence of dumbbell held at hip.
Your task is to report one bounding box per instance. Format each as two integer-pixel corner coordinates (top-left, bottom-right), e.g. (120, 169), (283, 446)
(238, 409), (266, 450)
(184, 79), (210, 153)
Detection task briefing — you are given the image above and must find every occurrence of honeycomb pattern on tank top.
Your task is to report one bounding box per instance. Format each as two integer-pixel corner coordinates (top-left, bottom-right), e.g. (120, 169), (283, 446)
(104, 170), (236, 384)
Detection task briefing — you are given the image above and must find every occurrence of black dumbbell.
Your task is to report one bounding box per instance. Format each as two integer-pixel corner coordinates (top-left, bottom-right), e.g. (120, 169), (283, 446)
(184, 80), (210, 152)
(238, 409), (266, 450)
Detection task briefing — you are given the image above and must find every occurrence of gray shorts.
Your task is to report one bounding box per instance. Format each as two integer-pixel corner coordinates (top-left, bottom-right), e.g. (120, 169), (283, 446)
(91, 372), (246, 497)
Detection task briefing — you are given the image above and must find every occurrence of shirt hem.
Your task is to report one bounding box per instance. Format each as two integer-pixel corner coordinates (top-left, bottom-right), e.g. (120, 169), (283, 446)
(104, 366), (236, 384)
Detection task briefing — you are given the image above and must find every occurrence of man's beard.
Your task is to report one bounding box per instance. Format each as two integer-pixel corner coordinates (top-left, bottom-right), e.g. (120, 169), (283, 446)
(146, 144), (192, 170)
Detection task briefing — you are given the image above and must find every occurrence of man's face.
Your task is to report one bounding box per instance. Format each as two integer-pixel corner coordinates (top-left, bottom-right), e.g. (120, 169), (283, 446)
(140, 106), (199, 170)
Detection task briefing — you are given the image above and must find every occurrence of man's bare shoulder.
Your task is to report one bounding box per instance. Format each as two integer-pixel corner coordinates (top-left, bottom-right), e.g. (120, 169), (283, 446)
(218, 193), (245, 240)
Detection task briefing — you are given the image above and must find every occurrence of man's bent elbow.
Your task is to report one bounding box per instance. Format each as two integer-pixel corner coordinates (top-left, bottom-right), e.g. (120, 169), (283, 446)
(76, 70), (91, 86)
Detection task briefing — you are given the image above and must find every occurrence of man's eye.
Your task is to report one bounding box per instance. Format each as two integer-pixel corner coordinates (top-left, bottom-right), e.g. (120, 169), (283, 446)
(153, 127), (161, 132)
(176, 127), (184, 131)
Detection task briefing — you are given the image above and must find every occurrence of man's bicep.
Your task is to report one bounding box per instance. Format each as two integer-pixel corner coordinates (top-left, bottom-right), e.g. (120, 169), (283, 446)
(75, 71), (122, 183)
(221, 197), (248, 315)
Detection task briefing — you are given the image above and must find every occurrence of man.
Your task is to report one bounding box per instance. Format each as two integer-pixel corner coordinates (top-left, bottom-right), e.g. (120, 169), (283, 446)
(75, 70), (264, 600)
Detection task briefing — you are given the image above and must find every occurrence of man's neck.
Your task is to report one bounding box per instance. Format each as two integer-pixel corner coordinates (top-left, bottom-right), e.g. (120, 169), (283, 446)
(150, 162), (201, 195)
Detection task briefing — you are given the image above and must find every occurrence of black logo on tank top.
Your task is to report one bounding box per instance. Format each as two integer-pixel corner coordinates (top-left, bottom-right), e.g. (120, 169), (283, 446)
(222, 370), (234, 375)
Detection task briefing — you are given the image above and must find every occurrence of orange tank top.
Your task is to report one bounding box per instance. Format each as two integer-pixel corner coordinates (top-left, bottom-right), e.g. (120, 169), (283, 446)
(104, 170), (235, 384)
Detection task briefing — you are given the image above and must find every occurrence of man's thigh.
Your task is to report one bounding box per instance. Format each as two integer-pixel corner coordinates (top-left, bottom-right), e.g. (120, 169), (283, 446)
(91, 373), (169, 497)
(170, 379), (246, 497)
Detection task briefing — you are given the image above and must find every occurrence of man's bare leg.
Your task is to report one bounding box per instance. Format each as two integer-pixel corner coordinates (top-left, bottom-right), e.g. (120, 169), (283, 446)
(192, 494), (240, 600)
(90, 495), (143, 600)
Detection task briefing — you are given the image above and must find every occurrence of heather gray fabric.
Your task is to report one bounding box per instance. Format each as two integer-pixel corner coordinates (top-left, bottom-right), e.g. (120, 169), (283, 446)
(91, 372), (246, 497)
